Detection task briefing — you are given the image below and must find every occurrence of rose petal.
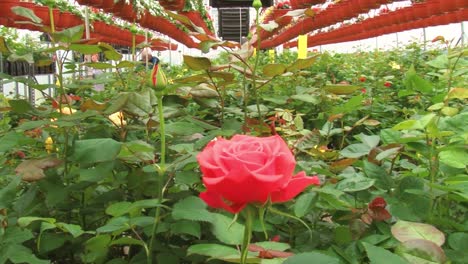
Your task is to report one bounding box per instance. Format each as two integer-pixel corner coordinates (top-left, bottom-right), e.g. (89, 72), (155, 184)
(270, 172), (320, 203)
(234, 151), (268, 171)
(199, 190), (246, 213)
(205, 164), (286, 204)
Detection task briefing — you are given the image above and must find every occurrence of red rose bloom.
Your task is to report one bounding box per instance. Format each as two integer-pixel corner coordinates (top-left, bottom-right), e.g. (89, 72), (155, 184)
(359, 76), (366, 82)
(384, 81), (392, 87)
(197, 135), (320, 213)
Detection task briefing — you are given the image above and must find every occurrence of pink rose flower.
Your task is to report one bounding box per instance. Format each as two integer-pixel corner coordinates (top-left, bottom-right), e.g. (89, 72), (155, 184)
(197, 135), (320, 213)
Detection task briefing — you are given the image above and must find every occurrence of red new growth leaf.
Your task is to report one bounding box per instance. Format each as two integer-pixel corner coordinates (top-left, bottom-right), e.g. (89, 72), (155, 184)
(271, 235), (281, 242)
(369, 197), (386, 209)
(51, 99), (59, 109)
(69, 95), (81, 101)
(368, 197), (391, 221)
(248, 244), (294, 259)
(15, 151), (26, 159)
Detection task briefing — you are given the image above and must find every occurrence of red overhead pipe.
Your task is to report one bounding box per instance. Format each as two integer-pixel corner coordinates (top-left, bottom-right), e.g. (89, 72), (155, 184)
(259, 0), (394, 49)
(284, 0), (467, 48)
(290, 0), (326, 9)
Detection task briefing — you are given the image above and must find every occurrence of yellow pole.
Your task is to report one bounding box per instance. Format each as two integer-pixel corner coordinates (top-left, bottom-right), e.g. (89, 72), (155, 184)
(297, 35), (307, 59)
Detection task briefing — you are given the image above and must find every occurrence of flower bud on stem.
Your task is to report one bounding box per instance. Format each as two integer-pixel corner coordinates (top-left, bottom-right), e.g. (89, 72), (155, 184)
(252, 0), (262, 10)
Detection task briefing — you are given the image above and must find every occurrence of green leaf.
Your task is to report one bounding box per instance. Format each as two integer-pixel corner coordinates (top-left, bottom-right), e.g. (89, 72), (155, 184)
(448, 232), (468, 251)
(294, 192), (316, 217)
(336, 176), (375, 192)
(0, 36), (9, 53)
(3, 244), (50, 264)
(404, 65), (433, 94)
(363, 161), (393, 190)
(332, 95), (363, 114)
(398, 239), (446, 264)
(441, 112), (468, 133)
(39, 233), (67, 254)
(189, 83), (219, 98)
(0, 177), (21, 208)
(174, 171), (200, 186)
(316, 188), (350, 210)
(254, 241), (291, 251)
(440, 106), (459, 116)
(263, 95), (289, 105)
(210, 213), (244, 245)
(78, 161), (114, 182)
(361, 234), (390, 245)
(172, 196), (213, 222)
(8, 99), (33, 114)
(106, 202), (132, 217)
(17, 217), (56, 227)
(199, 40), (219, 53)
(110, 237), (146, 247)
(1, 226), (34, 244)
(12, 6), (42, 24)
(116, 60), (137, 69)
(447, 87), (468, 100)
(84, 62), (114, 69)
(357, 134), (380, 149)
(187, 244), (238, 258)
(438, 148), (468, 169)
(262, 259), (289, 264)
(335, 226), (353, 245)
(129, 216), (153, 227)
(118, 140), (155, 163)
(165, 121), (205, 136)
(290, 94), (320, 104)
(184, 55), (211, 71)
(263, 63), (287, 77)
(324, 85), (360, 95)
(83, 235), (111, 263)
(123, 90), (154, 116)
(283, 251), (341, 264)
(340, 143), (371, 158)
(96, 216), (130, 233)
(287, 55), (318, 72)
(129, 199), (163, 211)
(392, 120), (419, 130)
(99, 42), (122, 61)
(427, 102), (444, 111)
(171, 220), (201, 238)
(209, 71), (236, 82)
(376, 147), (401, 161)
(391, 220), (445, 246)
(362, 242), (408, 264)
(72, 138), (122, 164)
(69, 44), (102, 54)
(380, 129), (402, 144)
(52, 25), (84, 43)
(8, 52), (34, 63)
(0, 131), (34, 153)
(56, 223), (84, 238)
(175, 74), (209, 84)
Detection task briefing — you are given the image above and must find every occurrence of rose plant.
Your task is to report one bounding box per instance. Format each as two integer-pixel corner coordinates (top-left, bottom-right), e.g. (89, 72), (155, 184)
(197, 134), (319, 263)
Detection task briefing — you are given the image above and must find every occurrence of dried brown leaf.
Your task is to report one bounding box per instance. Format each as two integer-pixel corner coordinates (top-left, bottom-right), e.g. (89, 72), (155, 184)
(15, 157), (62, 182)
